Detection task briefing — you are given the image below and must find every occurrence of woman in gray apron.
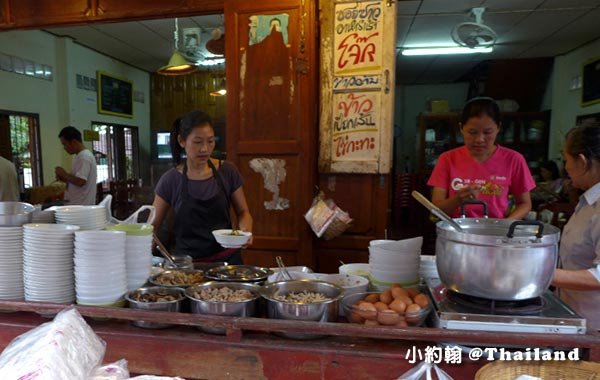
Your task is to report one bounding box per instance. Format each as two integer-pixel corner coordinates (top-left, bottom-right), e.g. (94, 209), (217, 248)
(152, 110), (253, 264)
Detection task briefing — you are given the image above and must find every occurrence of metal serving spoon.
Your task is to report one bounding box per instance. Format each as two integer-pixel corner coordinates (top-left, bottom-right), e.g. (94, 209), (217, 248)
(411, 190), (465, 233)
(275, 256), (293, 281)
(152, 233), (177, 267)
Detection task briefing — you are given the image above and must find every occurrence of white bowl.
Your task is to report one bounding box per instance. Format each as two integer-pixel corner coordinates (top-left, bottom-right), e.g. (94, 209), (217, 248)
(370, 262), (419, 274)
(319, 273), (368, 294)
(212, 229), (252, 248)
(338, 263), (370, 278)
(370, 236), (423, 250)
(369, 269), (419, 284)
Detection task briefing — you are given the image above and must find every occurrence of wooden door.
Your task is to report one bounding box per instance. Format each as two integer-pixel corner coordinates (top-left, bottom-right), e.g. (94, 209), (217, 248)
(225, 0), (317, 268)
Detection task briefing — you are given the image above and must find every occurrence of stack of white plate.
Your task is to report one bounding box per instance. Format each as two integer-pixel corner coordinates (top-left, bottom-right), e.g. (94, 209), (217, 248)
(54, 205), (108, 231)
(0, 227), (24, 300)
(368, 236), (423, 290)
(23, 223), (79, 303)
(419, 255), (438, 279)
(74, 230), (127, 306)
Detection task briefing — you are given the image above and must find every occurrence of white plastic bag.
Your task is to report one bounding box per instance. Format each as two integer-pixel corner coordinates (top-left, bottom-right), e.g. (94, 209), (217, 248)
(397, 362), (454, 380)
(0, 307), (106, 380)
(100, 194), (156, 225)
(88, 359), (130, 380)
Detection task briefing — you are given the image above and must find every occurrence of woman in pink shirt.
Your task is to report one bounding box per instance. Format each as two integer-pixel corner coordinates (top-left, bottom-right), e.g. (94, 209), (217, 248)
(427, 97), (535, 219)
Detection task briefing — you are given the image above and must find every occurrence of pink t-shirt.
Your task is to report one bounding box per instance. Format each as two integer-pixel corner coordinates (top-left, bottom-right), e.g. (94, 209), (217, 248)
(427, 145), (535, 218)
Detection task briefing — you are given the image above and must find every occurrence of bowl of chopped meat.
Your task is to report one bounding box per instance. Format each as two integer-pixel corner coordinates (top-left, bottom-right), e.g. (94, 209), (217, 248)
(261, 280), (343, 339)
(185, 281), (261, 334)
(148, 269), (204, 288)
(125, 286), (186, 328)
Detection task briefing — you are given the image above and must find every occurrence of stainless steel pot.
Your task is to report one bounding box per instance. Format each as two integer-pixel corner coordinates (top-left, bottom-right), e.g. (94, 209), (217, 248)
(0, 202), (34, 226)
(436, 218), (560, 301)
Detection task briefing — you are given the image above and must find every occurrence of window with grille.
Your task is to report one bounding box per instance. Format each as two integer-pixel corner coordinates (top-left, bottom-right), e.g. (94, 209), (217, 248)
(92, 122), (139, 190)
(0, 111), (43, 191)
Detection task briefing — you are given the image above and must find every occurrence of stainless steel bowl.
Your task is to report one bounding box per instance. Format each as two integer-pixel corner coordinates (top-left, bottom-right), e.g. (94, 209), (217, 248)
(185, 281), (261, 334)
(204, 265), (272, 283)
(148, 269), (204, 288)
(261, 280), (343, 339)
(0, 202), (34, 227)
(125, 286), (185, 328)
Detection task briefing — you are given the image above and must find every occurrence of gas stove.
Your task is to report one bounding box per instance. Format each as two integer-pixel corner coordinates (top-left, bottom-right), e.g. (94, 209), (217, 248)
(425, 277), (586, 334)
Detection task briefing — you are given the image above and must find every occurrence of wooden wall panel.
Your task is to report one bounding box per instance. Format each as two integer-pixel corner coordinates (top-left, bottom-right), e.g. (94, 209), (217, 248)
(0, 0), (223, 29)
(315, 173), (390, 272)
(226, 0), (317, 268)
(150, 70), (226, 134)
(238, 154), (300, 239)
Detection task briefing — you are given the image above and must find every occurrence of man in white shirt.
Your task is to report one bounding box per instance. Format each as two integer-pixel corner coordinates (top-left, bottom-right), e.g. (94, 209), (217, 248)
(0, 155), (19, 201)
(55, 126), (97, 205)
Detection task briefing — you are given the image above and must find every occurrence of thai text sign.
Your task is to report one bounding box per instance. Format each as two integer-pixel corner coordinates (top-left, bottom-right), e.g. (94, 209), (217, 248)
(333, 1), (383, 76)
(332, 92), (380, 161)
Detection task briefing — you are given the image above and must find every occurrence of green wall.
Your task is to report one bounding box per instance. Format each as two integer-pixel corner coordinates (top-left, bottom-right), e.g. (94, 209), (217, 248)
(548, 38), (600, 164)
(0, 30), (151, 186)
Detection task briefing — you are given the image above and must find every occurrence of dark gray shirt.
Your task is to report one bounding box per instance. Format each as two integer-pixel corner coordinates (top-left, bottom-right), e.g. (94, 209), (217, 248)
(154, 161), (244, 212)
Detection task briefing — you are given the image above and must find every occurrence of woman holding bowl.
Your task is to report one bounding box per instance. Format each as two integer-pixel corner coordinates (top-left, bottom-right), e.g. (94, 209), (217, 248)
(427, 97), (535, 219)
(152, 110), (253, 264)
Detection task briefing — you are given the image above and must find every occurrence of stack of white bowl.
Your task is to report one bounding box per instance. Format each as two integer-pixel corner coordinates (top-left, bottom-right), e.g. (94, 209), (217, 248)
(368, 236), (423, 291)
(419, 255), (438, 280)
(54, 205), (108, 231)
(74, 230), (127, 306)
(105, 224), (154, 290)
(0, 227), (24, 300)
(23, 223), (79, 303)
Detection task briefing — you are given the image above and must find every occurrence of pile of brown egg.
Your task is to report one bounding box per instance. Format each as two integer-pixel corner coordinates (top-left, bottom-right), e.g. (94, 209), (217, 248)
(348, 284), (430, 327)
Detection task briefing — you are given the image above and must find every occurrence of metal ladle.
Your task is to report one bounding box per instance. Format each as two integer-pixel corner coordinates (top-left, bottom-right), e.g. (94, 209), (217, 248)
(153, 233), (177, 267)
(411, 190), (465, 233)
(275, 256), (293, 281)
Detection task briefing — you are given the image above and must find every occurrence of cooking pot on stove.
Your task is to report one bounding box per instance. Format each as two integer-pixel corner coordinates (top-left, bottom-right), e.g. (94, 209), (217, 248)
(435, 201), (560, 301)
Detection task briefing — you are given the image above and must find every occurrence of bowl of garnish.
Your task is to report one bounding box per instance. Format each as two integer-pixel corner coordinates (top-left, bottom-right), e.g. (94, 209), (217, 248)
(212, 229), (252, 248)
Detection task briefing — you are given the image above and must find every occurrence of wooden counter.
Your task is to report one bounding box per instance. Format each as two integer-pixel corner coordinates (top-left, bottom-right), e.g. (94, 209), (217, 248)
(0, 300), (598, 379)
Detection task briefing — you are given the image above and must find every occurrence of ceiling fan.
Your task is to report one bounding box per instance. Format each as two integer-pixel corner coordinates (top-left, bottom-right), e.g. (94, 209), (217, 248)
(451, 7), (497, 49)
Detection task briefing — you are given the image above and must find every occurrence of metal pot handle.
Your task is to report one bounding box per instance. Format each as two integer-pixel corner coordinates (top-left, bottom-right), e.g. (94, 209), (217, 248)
(460, 200), (489, 218)
(506, 220), (544, 239)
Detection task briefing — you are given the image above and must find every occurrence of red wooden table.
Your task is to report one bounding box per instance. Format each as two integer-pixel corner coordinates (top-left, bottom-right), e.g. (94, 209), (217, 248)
(0, 300), (597, 379)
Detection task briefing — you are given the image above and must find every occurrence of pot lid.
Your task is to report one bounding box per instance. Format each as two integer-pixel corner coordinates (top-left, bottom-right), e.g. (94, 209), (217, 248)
(437, 218), (561, 244)
(205, 265), (272, 282)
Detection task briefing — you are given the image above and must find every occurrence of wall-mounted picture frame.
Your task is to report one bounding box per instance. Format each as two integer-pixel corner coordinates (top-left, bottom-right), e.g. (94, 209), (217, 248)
(582, 56), (600, 107)
(97, 71), (133, 118)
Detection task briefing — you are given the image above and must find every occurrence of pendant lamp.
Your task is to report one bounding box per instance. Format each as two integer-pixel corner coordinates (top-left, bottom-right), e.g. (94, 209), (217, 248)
(210, 77), (227, 96)
(157, 18), (199, 76)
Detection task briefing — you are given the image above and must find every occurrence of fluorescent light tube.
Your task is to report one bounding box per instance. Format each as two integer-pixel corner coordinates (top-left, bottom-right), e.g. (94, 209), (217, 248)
(401, 46), (493, 56)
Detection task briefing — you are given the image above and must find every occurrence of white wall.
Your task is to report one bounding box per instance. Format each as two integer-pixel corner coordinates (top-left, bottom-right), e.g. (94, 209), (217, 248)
(0, 30), (151, 186)
(394, 82), (469, 173)
(548, 38), (600, 163)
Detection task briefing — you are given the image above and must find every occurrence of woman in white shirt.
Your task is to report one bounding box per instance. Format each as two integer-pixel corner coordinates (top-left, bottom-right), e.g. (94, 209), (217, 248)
(552, 124), (600, 331)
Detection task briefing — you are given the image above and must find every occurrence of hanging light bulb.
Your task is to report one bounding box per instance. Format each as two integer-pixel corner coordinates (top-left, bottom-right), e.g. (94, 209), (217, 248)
(210, 77), (227, 96)
(157, 18), (199, 76)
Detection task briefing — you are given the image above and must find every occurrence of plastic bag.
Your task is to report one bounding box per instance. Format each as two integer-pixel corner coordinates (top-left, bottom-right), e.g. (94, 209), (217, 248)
(397, 362), (454, 380)
(88, 359), (130, 380)
(128, 376), (185, 380)
(100, 194), (156, 225)
(304, 191), (352, 239)
(0, 307), (106, 380)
